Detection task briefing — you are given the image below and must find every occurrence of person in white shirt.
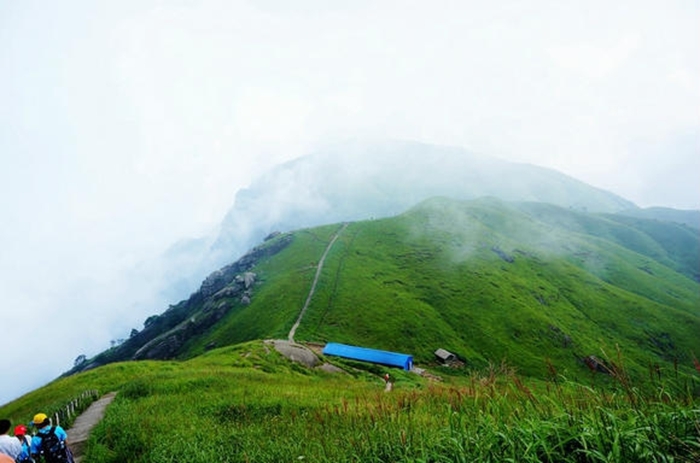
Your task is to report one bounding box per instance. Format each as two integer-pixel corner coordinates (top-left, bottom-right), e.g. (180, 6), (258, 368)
(0, 418), (22, 460)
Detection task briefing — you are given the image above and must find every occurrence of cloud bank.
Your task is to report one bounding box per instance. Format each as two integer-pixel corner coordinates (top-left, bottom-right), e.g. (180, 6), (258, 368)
(0, 0), (698, 405)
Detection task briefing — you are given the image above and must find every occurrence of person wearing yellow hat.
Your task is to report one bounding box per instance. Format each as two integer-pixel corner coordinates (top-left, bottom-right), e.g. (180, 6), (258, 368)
(30, 413), (74, 462)
(0, 419), (22, 460)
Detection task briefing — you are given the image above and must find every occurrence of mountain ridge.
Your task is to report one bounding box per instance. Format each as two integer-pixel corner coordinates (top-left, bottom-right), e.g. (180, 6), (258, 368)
(66, 196), (699, 382)
(157, 140), (648, 310)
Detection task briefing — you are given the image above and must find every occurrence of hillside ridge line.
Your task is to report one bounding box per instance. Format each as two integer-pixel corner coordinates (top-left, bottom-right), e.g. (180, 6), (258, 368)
(288, 223), (348, 342)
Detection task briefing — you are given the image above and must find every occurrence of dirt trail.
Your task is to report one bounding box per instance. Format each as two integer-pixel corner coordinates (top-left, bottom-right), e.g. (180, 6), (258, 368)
(66, 392), (117, 463)
(288, 223), (348, 342)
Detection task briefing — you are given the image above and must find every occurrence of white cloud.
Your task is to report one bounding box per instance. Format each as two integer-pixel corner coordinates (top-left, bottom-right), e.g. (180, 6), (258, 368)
(1, 0), (698, 405)
(233, 87), (313, 146)
(549, 34), (641, 80)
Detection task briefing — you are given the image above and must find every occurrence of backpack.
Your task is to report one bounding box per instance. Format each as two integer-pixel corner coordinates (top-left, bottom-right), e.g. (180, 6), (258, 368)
(14, 436), (35, 463)
(15, 456), (35, 463)
(37, 427), (73, 463)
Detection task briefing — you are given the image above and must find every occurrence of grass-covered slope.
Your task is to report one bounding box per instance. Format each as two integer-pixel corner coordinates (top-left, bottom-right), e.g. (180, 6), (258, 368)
(64, 196), (698, 383)
(2, 341), (698, 462)
(5, 198), (699, 462)
(618, 206), (700, 230)
(178, 197), (699, 382)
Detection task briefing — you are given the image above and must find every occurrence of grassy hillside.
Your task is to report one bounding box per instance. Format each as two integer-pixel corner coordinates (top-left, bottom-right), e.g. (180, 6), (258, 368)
(2, 341), (698, 462)
(177, 197), (699, 383)
(66, 197), (699, 386)
(209, 142), (637, 285)
(618, 206), (700, 230)
(63, 198), (694, 379)
(4, 196), (698, 461)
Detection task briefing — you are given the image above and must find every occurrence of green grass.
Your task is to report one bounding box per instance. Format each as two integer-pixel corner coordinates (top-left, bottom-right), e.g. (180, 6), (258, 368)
(3, 341), (698, 462)
(275, 199), (699, 380)
(71, 197), (698, 387)
(7, 196), (697, 461)
(153, 197), (700, 387)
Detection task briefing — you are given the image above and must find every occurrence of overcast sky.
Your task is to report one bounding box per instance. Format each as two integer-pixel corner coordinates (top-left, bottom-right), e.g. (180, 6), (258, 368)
(1, 0), (698, 405)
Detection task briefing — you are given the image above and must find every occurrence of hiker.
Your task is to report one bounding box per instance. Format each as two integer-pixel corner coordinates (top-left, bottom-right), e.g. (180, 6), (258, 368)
(14, 424), (34, 463)
(30, 413), (74, 463)
(0, 419), (22, 460)
(383, 373), (393, 392)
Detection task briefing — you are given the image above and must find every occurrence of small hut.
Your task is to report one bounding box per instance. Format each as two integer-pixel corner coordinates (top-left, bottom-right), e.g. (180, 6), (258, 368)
(434, 348), (457, 364)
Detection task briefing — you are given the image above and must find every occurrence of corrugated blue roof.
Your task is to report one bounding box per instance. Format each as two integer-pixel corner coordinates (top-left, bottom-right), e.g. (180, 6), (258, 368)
(322, 343), (414, 370)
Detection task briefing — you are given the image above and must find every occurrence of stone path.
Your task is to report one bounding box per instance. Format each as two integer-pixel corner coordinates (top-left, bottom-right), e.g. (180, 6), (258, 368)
(288, 222), (348, 342)
(66, 392), (117, 463)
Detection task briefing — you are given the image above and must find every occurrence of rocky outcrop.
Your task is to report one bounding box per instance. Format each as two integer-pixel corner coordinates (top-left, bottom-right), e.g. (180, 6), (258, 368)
(129, 237), (293, 361)
(491, 245), (514, 263)
(581, 355), (612, 374)
(64, 235), (294, 373)
(267, 340), (320, 368)
(198, 235), (291, 298)
(133, 271), (256, 360)
(264, 339), (346, 374)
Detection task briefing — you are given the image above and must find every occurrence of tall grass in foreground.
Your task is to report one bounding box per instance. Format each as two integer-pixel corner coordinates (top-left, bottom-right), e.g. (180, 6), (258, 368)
(83, 359), (699, 463)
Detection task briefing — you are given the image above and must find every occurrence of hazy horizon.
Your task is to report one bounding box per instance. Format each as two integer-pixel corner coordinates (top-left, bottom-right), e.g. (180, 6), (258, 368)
(1, 0), (698, 405)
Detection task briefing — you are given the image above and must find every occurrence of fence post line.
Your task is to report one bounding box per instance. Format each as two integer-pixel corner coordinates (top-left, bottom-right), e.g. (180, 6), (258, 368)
(43, 389), (101, 430)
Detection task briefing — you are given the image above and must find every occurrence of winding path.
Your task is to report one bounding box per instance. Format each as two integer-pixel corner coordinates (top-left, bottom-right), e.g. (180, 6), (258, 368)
(61, 225), (345, 459)
(59, 226), (344, 460)
(66, 392), (117, 463)
(288, 223), (348, 342)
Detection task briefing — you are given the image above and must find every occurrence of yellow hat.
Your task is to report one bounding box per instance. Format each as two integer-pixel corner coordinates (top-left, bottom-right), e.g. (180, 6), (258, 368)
(32, 413), (48, 425)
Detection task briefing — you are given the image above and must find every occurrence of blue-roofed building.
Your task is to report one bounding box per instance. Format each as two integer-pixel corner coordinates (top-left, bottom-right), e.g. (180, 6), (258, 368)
(322, 342), (414, 370)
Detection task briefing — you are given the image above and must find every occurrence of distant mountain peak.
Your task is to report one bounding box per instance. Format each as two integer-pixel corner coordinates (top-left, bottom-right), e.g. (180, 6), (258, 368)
(213, 140), (636, 258)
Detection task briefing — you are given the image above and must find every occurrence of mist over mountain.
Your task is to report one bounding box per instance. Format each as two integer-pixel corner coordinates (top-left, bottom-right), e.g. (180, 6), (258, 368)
(63, 142), (700, 376)
(162, 140), (641, 302)
(67, 196), (699, 381)
(618, 207), (700, 230)
(214, 140), (636, 250)
(9, 140), (699, 405)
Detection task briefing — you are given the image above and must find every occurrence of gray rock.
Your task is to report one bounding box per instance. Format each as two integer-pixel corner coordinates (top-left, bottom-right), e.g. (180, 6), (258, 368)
(267, 340), (320, 367)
